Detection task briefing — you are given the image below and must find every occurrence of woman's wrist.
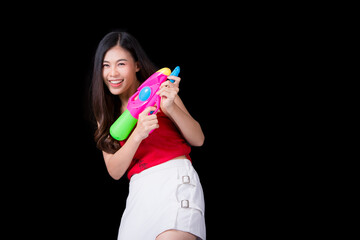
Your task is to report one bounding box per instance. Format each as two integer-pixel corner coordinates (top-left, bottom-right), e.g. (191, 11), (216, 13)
(162, 103), (177, 117)
(130, 128), (144, 144)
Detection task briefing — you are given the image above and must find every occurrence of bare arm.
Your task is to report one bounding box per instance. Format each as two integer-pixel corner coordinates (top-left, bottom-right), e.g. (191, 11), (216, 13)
(101, 106), (159, 180)
(165, 95), (205, 146)
(102, 133), (141, 180)
(157, 76), (205, 146)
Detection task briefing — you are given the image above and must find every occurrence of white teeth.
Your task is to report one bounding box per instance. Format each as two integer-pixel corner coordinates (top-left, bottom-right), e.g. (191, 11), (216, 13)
(110, 79), (124, 84)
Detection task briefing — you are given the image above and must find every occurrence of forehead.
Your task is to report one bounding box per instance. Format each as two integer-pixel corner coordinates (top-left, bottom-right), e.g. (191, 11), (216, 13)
(103, 45), (133, 61)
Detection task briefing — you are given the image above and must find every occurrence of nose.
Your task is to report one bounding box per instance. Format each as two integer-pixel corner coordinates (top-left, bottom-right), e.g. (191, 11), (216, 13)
(110, 66), (119, 77)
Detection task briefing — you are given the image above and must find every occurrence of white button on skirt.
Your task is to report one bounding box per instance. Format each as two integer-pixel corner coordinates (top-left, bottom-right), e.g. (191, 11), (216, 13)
(117, 159), (206, 240)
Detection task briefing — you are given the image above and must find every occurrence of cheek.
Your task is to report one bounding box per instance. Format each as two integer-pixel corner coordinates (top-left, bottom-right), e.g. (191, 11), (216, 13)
(102, 70), (111, 87)
(122, 68), (136, 82)
(102, 68), (111, 77)
(122, 67), (132, 77)
(102, 68), (109, 79)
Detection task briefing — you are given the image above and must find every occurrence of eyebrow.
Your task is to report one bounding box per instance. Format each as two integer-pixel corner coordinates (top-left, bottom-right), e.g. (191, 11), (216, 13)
(103, 58), (128, 63)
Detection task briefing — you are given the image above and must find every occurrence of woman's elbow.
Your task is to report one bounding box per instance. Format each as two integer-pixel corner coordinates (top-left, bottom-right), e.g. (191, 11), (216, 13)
(191, 134), (205, 147)
(103, 155), (127, 180)
(111, 174), (122, 180)
(108, 168), (124, 180)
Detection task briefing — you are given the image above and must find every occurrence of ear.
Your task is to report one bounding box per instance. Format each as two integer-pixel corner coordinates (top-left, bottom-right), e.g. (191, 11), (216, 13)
(135, 62), (140, 72)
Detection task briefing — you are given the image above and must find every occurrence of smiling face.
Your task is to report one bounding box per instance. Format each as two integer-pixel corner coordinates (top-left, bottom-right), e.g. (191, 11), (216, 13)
(102, 45), (140, 97)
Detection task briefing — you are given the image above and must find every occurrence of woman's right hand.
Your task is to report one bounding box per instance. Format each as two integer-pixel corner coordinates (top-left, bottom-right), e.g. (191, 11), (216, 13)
(132, 106), (159, 142)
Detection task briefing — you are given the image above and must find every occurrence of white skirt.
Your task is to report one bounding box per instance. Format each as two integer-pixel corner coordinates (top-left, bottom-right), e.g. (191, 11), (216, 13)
(117, 159), (206, 240)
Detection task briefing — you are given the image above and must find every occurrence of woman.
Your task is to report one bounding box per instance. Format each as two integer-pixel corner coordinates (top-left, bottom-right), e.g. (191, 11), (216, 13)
(91, 31), (206, 240)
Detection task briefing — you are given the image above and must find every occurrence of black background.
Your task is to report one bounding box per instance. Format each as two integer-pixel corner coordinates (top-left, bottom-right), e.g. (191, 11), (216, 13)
(3, 7), (294, 239)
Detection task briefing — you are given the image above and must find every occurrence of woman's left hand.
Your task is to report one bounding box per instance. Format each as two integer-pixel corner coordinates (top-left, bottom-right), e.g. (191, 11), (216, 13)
(156, 75), (181, 114)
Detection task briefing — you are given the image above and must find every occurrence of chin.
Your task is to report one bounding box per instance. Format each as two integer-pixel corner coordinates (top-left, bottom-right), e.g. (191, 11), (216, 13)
(109, 88), (123, 95)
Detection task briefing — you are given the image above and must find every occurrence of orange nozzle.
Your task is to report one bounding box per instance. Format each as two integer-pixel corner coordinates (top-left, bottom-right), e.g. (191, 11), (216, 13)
(156, 67), (171, 76)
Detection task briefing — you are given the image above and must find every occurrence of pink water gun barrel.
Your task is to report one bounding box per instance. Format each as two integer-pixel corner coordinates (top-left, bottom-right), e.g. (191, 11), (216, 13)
(109, 67), (173, 141)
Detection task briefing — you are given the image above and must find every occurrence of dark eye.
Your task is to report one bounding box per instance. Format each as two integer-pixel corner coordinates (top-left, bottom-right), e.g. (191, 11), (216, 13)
(118, 63), (125, 66)
(103, 63), (110, 68)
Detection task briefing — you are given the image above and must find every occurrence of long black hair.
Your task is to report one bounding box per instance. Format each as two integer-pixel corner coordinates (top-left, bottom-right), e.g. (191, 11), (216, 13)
(91, 31), (157, 153)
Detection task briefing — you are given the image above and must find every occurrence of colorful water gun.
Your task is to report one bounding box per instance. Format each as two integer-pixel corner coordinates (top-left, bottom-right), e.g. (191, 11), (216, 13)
(110, 66), (181, 141)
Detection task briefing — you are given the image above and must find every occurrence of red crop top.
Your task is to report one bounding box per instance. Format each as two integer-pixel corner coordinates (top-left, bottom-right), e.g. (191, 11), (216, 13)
(120, 111), (191, 179)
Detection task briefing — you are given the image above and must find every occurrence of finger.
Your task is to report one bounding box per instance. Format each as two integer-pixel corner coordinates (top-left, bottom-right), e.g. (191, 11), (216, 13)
(167, 76), (181, 85)
(145, 114), (158, 121)
(144, 119), (159, 130)
(156, 87), (168, 95)
(158, 86), (179, 98)
(140, 106), (157, 117)
(146, 118), (158, 126)
(163, 86), (179, 94)
(160, 81), (174, 88)
(157, 88), (170, 97)
(148, 123), (160, 130)
(156, 88), (163, 95)
(173, 86), (179, 93)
